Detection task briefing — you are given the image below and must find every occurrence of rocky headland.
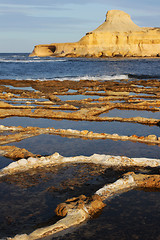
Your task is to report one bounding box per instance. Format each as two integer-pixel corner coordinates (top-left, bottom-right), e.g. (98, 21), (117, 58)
(30, 10), (160, 58)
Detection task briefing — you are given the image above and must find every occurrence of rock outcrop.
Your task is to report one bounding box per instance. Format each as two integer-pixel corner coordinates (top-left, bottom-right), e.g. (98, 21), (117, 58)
(30, 10), (160, 58)
(55, 194), (106, 217)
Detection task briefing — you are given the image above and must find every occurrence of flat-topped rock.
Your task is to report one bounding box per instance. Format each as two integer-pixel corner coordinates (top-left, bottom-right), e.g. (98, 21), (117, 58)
(94, 10), (142, 32)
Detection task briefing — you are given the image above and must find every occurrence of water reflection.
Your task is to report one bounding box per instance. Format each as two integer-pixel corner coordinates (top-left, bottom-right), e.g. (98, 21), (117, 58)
(100, 108), (160, 119)
(0, 163), (114, 238)
(7, 134), (160, 159)
(1, 117), (159, 136)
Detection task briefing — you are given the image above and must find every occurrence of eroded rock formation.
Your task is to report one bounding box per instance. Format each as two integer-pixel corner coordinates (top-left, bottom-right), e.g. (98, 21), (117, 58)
(30, 10), (160, 58)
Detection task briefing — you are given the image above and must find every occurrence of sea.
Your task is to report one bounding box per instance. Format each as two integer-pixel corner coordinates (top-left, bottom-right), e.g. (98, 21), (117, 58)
(0, 53), (160, 81)
(0, 53), (160, 240)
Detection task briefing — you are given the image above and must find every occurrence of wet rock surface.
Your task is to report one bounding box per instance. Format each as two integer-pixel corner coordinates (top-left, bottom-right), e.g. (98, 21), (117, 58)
(0, 146), (40, 160)
(55, 194), (106, 217)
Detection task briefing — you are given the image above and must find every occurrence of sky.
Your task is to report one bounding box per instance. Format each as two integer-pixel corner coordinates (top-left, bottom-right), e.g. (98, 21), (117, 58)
(0, 0), (160, 53)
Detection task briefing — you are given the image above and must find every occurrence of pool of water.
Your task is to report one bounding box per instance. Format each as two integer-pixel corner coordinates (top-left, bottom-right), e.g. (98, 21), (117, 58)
(59, 95), (101, 101)
(2, 85), (35, 91)
(100, 108), (160, 119)
(0, 156), (13, 169)
(0, 163), (117, 239)
(6, 134), (160, 159)
(129, 92), (155, 96)
(1, 117), (159, 137)
(1, 163), (159, 240)
(67, 89), (77, 93)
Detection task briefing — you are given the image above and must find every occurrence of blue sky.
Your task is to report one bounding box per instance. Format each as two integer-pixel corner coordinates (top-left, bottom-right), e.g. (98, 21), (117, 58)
(0, 0), (160, 53)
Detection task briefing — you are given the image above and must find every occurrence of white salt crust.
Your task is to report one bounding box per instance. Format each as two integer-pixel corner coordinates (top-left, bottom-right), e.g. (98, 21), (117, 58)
(1, 153), (160, 178)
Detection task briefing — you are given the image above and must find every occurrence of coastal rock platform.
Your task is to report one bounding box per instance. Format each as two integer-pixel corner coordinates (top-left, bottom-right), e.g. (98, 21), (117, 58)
(0, 76), (160, 239)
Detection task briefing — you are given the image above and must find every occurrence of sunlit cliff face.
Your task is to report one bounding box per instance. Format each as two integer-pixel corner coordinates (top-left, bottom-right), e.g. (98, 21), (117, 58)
(30, 10), (160, 58)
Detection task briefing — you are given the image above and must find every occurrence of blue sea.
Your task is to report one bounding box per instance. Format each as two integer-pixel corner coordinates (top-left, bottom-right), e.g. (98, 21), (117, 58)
(0, 53), (160, 81)
(0, 53), (160, 239)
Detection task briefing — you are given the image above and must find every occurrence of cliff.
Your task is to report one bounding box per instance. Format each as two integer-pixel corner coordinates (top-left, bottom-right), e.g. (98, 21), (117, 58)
(30, 10), (160, 58)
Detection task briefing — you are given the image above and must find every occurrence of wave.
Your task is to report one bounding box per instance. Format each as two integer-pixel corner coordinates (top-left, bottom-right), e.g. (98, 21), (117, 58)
(6, 74), (129, 81)
(53, 74), (129, 81)
(3, 73), (160, 81)
(0, 58), (66, 63)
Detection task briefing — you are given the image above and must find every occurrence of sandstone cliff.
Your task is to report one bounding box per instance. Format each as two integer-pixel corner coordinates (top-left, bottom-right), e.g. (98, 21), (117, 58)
(30, 10), (160, 58)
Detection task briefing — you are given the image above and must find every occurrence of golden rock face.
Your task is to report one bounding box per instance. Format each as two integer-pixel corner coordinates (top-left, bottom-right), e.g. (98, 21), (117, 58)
(30, 10), (160, 58)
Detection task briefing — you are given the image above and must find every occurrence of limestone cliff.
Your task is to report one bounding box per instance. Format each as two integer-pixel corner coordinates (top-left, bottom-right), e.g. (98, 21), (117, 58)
(30, 10), (160, 58)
